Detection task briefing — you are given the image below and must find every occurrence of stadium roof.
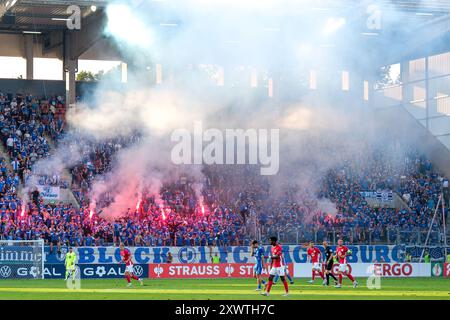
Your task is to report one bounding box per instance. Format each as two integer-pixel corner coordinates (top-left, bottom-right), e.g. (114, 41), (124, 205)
(0, 0), (449, 33)
(0, 0), (448, 67)
(0, 0), (108, 32)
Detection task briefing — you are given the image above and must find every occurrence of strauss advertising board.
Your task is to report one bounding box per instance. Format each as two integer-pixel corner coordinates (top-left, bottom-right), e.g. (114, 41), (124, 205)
(148, 263), (294, 279)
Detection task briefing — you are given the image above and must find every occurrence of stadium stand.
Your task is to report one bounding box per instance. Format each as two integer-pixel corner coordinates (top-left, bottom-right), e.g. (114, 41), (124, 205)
(0, 91), (447, 248)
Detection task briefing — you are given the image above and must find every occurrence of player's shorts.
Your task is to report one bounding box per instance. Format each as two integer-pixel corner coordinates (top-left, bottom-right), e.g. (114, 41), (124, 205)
(253, 264), (263, 276)
(269, 266), (286, 277)
(338, 263), (348, 272)
(312, 262), (321, 270)
(66, 264), (75, 271)
(125, 264), (135, 273)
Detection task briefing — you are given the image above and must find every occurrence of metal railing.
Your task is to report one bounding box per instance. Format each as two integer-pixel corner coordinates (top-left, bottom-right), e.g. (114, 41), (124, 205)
(260, 227), (445, 246)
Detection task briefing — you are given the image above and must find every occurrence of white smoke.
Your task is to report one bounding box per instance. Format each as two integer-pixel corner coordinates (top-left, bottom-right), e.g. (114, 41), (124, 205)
(42, 0), (423, 222)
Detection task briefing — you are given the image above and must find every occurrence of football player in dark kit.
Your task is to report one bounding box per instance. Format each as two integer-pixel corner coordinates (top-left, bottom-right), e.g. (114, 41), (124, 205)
(323, 240), (338, 286)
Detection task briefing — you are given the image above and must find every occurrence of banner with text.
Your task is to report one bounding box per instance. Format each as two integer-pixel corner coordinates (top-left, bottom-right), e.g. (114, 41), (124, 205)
(37, 185), (60, 200)
(293, 263), (430, 277)
(148, 263), (294, 279)
(43, 263), (148, 279)
(360, 190), (393, 203)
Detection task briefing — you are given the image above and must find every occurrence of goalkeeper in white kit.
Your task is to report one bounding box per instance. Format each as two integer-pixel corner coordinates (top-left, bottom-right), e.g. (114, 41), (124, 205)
(65, 247), (77, 281)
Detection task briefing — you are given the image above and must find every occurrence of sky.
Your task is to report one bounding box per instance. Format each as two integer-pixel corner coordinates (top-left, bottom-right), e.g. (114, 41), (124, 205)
(0, 57), (121, 80)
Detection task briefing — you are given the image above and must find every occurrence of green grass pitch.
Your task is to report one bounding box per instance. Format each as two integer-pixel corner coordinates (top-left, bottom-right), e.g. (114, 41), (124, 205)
(0, 278), (448, 300)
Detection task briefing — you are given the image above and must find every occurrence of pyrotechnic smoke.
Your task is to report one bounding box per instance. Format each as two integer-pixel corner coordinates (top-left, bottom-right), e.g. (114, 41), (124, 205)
(43, 0), (423, 222)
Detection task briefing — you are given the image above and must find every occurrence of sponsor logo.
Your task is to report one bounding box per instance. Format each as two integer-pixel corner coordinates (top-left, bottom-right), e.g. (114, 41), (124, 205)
(133, 265), (144, 277)
(431, 263), (443, 277)
(295, 263), (431, 278)
(0, 265), (12, 278)
(373, 263), (413, 277)
(0, 266), (43, 278)
(96, 266), (107, 277)
(148, 263), (294, 279)
(225, 264), (234, 277)
(0, 246), (43, 263)
(44, 266), (63, 277)
(44, 264), (149, 279)
(153, 265), (164, 278)
(29, 266), (39, 278)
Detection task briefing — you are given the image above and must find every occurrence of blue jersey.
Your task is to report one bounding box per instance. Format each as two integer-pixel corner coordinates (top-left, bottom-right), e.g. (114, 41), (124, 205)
(253, 247), (264, 266)
(252, 247), (265, 275)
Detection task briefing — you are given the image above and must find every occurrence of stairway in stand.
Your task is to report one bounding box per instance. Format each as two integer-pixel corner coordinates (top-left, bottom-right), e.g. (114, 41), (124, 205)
(0, 142), (25, 201)
(41, 133), (80, 209)
(0, 143), (12, 170)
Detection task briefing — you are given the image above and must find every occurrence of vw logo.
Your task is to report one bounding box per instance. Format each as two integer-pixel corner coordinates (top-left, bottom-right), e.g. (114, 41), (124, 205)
(133, 265), (144, 277)
(0, 266), (12, 278)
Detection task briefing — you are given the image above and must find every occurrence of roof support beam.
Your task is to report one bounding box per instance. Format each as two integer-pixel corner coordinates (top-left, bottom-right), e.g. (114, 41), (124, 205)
(24, 33), (33, 79)
(18, 0), (108, 7)
(62, 9), (106, 106)
(65, 9), (106, 60)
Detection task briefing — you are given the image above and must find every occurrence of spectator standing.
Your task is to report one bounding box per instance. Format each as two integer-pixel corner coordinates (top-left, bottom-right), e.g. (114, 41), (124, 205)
(211, 253), (220, 264)
(166, 252), (173, 263)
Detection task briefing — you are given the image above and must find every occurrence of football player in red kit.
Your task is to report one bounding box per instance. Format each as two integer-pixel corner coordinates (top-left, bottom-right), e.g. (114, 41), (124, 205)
(306, 241), (325, 284)
(261, 236), (289, 297)
(335, 239), (358, 288)
(120, 243), (143, 287)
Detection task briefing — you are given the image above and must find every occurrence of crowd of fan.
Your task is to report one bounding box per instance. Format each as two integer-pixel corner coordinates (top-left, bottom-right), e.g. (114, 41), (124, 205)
(71, 133), (142, 206)
(0, 92), (66, 185)
(0, 92), (448, 247)
(257, 144), (445, 245)
(0, 182), (247, 248)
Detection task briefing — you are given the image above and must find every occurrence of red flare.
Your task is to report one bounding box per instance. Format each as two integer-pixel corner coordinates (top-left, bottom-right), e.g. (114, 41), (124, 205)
(89, 209), (94, 219)
(20, 206), (25, 217)
(136, 199), (141, 211)
(160, 204), (166, 221)
(201, 205), (205, 215)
